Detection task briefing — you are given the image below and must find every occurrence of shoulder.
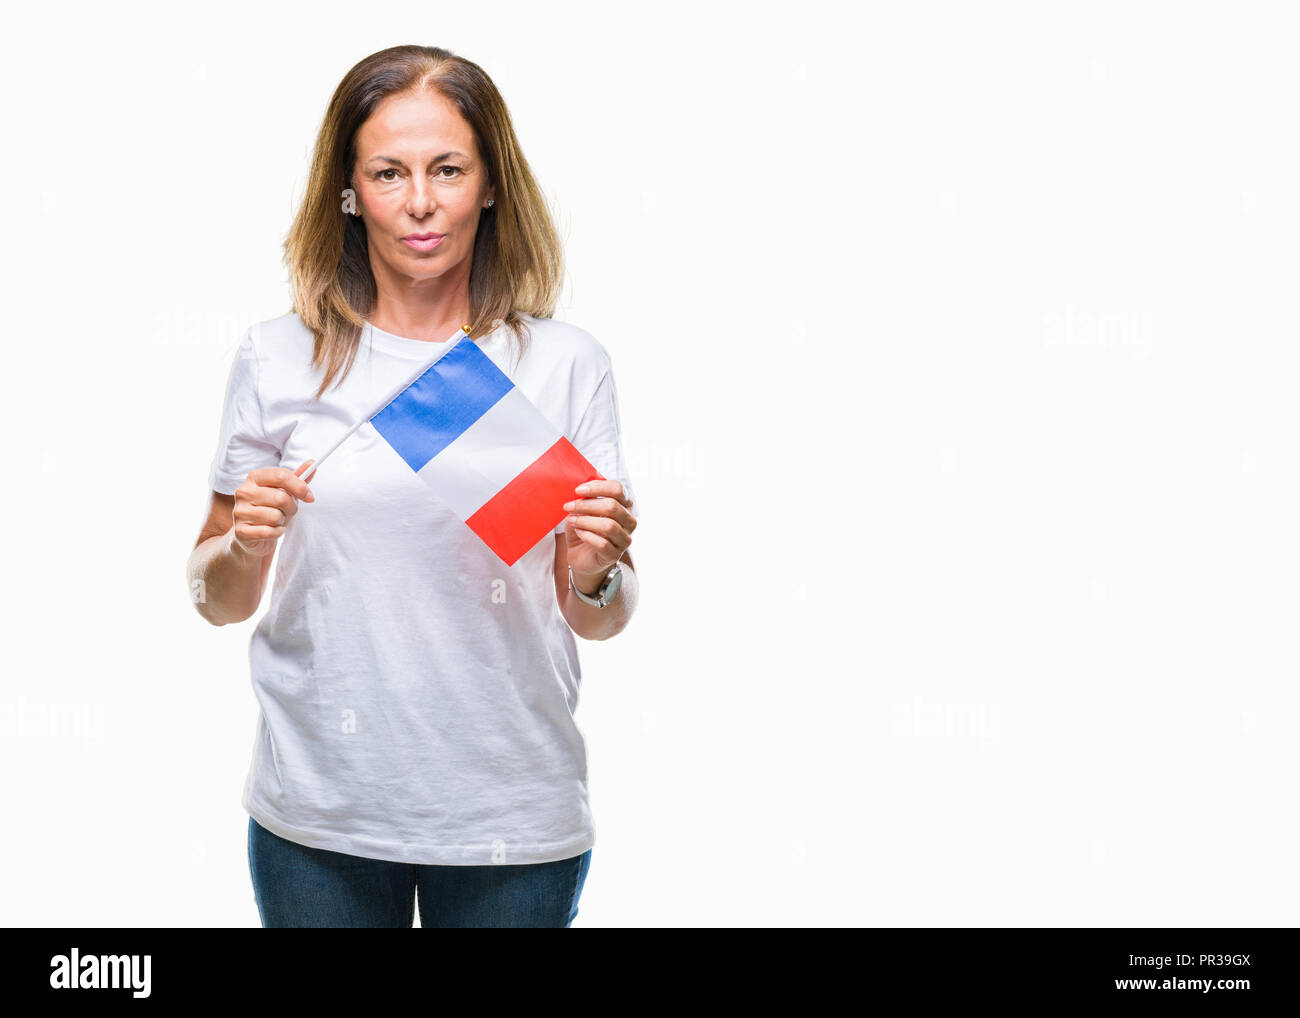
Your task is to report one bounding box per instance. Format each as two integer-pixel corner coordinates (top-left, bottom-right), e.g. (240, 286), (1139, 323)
(248, 311), (316, 361)
(517, 313), (613, 375)
(240, 313), (323, 393)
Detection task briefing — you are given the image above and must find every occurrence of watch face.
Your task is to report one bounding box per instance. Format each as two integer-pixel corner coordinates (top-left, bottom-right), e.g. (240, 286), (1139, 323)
(571, 564), (622, 606)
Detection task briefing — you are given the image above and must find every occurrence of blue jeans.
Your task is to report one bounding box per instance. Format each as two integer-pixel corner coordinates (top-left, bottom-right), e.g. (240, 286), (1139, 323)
(247, 816), (592, 927)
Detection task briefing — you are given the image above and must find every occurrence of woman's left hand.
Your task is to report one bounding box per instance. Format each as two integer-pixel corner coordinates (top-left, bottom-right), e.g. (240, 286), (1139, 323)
(561, 479), (636, 585)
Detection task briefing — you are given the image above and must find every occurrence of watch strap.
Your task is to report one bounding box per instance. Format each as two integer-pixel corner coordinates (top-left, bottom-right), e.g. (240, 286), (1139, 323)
(569, 563), (622, 608)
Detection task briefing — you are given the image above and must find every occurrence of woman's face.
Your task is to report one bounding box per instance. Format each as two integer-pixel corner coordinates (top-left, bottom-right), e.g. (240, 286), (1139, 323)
(350, 89), (495, 287)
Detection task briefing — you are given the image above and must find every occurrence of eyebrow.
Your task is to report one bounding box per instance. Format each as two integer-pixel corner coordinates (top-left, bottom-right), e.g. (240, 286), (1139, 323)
(366, 151), (467, 166)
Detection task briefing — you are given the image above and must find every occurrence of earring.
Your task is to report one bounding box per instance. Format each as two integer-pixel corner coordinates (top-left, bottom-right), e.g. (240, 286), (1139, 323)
(341, 187), (359, 216)
(486, 199), (495, 207)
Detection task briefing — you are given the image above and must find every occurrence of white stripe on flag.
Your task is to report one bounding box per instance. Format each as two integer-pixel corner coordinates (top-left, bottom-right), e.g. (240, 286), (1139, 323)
(413, 385), (561, 519)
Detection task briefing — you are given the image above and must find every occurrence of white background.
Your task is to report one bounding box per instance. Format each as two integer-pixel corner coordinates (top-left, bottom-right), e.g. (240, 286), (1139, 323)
(1, 0), (1295, 927)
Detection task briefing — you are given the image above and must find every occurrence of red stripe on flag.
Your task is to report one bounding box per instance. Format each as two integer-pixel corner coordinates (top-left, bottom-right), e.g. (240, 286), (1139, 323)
(466, 436), (604, 566)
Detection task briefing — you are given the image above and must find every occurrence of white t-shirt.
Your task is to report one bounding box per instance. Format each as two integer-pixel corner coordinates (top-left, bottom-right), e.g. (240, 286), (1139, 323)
(206, 311), (638, 865)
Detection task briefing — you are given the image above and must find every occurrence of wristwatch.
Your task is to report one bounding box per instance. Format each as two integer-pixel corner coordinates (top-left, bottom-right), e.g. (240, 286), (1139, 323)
(568, 562), (623, 608)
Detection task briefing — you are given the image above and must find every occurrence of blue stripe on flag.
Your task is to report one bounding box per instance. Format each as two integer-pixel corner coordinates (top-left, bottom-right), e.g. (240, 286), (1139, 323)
(369, 338), (514, 472)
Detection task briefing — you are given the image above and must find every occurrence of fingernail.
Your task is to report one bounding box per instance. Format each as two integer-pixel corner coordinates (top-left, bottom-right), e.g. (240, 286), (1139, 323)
(575, 484), (589, 493)
(562, 501), (574, 510)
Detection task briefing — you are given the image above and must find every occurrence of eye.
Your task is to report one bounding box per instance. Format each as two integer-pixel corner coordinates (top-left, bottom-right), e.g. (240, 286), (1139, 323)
(376, 169), (398, 182)
(437, 165), (462, 178)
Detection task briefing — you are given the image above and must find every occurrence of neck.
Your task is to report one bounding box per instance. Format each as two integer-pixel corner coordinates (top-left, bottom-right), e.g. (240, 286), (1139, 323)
(367, 255), (472, 341)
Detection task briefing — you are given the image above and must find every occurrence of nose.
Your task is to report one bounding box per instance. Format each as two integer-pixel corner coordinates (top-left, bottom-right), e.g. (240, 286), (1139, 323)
(405, 175), (434, 220)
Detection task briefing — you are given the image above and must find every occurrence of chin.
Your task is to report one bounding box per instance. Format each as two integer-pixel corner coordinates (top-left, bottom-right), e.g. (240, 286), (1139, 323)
(401, 261), (452, 280)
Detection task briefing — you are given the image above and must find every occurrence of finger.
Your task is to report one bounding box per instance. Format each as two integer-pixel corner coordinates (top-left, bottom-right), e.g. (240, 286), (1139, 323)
(248, 463), (314, 504)
(564, 513), (631, 555)
(573, 479), (630, 508)
(246, 483), (299, 520)
(566, 480), (632, 513)
(563, 495), (635, 532)
(570, 526), (612, 554)
(232, 521), (286, 550)
(569, 526), (631, 564)
(236, 502), (291, 530)
(232, 505), (288, 538)
(235, 483), (304, 531)
(297, 459), (318, 492)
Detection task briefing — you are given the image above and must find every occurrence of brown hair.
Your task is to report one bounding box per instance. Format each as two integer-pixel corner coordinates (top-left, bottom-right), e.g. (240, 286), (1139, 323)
(284, 45), (565, 398)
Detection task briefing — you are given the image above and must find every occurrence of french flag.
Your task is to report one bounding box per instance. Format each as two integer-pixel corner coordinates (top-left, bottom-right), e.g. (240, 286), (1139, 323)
(364, 327), (603, 566)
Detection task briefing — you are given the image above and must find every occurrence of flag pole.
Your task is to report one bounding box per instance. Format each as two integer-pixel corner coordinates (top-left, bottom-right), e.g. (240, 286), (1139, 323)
(304, 324), (470, 478)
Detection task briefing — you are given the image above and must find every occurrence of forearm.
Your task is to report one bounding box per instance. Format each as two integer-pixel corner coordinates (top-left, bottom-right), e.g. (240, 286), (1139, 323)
(187, 529), (269, 626)
(561, 563), (638, 641)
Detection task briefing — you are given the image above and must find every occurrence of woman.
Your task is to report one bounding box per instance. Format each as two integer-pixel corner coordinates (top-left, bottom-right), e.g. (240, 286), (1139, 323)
(186, 45), (639, 928)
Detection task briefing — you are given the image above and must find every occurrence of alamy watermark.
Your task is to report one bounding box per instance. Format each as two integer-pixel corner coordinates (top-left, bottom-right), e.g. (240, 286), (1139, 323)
(1043, 305), (1153, 360)
(50, 949), (150, 998)
(889, 695), (1000, 746)
(0, 694), (105, 748)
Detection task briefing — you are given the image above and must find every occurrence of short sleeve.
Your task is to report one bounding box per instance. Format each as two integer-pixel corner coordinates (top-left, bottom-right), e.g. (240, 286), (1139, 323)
(556, 365), (640, 534)
(207, 327), (283, 495)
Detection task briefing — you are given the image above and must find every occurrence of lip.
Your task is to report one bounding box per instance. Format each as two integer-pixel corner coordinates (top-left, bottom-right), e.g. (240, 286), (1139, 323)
(402, 233), (444, 252)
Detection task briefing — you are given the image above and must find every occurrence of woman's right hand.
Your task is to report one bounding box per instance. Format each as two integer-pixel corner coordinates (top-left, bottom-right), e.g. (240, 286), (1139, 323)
(231, 460), (316, 558)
